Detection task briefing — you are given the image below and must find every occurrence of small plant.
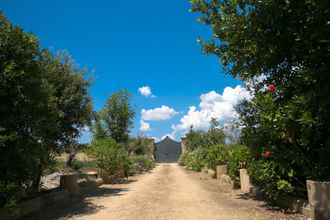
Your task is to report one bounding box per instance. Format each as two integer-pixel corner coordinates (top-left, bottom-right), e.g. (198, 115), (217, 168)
(89, 138), (130, 177)
(183, 148), (207, 172)
(248, 159), (296, 206)
(129, 155), (155, 175)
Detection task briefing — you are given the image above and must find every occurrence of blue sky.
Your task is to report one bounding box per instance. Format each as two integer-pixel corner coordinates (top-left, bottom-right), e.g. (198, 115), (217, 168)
(2, 0), (246, 142)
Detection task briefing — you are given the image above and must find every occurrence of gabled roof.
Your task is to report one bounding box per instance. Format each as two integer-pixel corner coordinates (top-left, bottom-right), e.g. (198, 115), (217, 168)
(155, 136), (181, 145)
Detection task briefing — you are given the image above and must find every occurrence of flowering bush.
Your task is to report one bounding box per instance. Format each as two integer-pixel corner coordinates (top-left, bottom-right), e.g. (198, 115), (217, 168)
(262, 150), (272, 159)
(267, 84), (276, 93)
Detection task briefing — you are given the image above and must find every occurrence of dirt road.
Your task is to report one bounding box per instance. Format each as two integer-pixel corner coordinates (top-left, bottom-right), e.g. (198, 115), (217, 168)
(33, 163), (306, 220)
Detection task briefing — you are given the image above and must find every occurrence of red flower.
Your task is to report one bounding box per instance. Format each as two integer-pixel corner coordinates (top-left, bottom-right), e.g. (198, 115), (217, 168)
(262, 151), (272, 158)
(268, 84), (276, 93)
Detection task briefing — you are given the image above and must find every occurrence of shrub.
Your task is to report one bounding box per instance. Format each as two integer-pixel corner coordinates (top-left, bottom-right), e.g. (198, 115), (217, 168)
(184, 148), (207, 172)
(178, 151), (189, 166)
(89, 138), (130, 176)
(127, 137), (155, 158)
(227, 144), (252, 182)
(248, 159), (296, 206)
(129, 155), (155, 175)
(71, 160), (98, 171)
(205, 144), (228, 170)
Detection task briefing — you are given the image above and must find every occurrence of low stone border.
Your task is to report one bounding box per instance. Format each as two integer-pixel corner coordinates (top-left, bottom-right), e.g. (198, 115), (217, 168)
(0, 176), (103, 220)
(0, 189), (79, 220)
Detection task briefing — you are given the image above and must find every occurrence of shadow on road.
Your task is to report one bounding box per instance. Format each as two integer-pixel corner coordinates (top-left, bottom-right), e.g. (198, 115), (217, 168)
(22, 186), (129, 220)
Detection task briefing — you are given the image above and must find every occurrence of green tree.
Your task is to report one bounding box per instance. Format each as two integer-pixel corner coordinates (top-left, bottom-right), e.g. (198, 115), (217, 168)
(206, 118), (225, 146)
(94, 90), (135, 143)
(190, 0), (330, 203)
(0, 13), (92, 207)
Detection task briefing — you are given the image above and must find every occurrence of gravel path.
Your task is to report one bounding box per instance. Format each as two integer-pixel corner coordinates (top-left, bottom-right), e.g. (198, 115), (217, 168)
(32, 163), (307, 220)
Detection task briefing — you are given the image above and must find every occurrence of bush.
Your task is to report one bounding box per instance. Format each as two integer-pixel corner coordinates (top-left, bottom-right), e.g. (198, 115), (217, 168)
(127, 137), (154, 157)
(71, 160), (98, 171)
(183, 148), (207, 172)
(178, 152), (189, 166)
(248, 159), (295, 206)
(205, 144), (228, 170)
(89, 138), (130, 176)
(129, 155), (155, 175)
(227, 144), (252, 182)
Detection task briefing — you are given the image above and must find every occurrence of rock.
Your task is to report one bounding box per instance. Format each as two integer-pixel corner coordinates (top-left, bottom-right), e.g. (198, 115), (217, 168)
(208, 169), (216, 178)
(41, 172), (61, 190)
(239, 169), (253, 193)
(219, 174), (233, 185)
(216, 165), (228, 179)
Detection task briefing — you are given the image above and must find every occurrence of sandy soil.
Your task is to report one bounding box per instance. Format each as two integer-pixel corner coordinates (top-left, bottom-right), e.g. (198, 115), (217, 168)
(31, 163), (307, 220)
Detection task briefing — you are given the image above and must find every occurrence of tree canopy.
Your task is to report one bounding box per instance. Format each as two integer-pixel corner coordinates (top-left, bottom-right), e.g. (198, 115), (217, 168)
(0, 13), (92, 207)
(93, 90), (135, 143)
(190, 0), (330, 202)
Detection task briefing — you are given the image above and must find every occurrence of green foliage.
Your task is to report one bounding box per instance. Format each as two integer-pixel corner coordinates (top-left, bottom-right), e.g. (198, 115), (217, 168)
(227, 144), (252, 182)
(89, 138), (130, 176)
(127, 137), (154, 158)
(180, 148), (207, 171)
(191, 0), (330, 203)
(181, 119), (227, 171)
(93, 90), (135, 143)
(128, 155), (155, 175)
(205, 144), (228, 170)
(0, 13), (92, 208)
(184, 119), (225, 151)
(71, 160), (98, 171)
(248, 159), (296, 205)
(184, 128), (206, 151)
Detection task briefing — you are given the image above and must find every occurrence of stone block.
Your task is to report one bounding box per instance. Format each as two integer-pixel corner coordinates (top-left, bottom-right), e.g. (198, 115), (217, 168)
(240, 169), (253, 193)
(307, 180), (330, 220)
(216, 165), (228, 179)
(310, 206), (330, 220)
(60, 173), (80, 194)
(208, 169), (216, 178)
(218, 174), (234, 191)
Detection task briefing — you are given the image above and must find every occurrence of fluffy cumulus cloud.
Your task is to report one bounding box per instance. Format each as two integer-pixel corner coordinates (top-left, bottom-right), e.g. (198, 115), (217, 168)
(139, 120), (150, 132)
(172, 85), (251, 137)
(141, 105), (178, 121)
(138, 86), (155, 98)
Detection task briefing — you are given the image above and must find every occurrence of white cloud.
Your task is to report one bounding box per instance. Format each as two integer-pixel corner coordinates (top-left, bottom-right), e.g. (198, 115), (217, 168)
(160, 133), (177, 141)
(150, 136), (160, 142)
(138, 86), (155, 98)
(141, 105), (178, 121)
(139, 120), (150, 132)
(172, 85), (251, 137)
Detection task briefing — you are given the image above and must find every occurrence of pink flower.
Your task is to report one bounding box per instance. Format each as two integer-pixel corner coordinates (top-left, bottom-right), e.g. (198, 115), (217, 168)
(268, 84), (276, 93)
(262, 151), (272, 158)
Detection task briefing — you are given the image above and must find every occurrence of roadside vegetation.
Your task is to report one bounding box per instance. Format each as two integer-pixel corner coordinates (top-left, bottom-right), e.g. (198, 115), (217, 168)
(0, 13), (92, 209)
(187, 0), (329, 207)
(0, 14), (154, 211)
